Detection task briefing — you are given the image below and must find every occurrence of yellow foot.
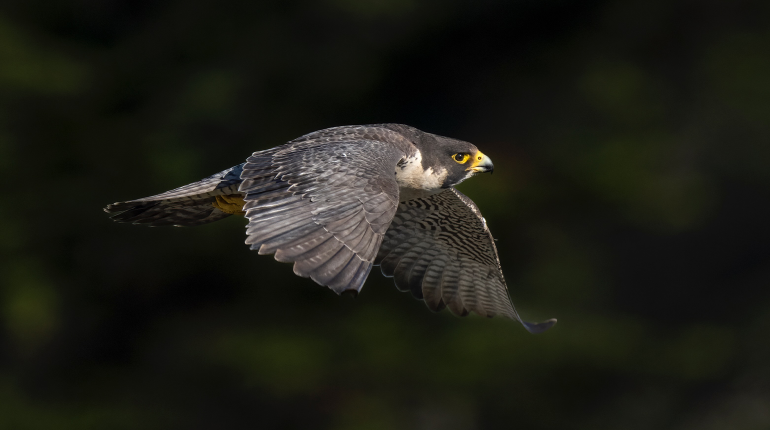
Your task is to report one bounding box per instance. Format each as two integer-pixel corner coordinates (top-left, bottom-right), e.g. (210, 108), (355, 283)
(212, 194), (246, 215)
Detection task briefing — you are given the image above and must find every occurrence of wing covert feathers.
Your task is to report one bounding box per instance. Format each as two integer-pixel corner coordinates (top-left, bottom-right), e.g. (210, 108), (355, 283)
(376, 188), (556, 333)
(240, 127), (409, 295)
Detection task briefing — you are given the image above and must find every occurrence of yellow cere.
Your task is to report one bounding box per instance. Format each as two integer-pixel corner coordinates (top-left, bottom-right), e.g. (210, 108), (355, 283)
(212, 194), (247, 216)
(468, 151), (487, 168)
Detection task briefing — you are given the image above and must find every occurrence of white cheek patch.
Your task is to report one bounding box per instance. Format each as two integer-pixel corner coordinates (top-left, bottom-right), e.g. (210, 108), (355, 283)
(394, 150), (449, 201)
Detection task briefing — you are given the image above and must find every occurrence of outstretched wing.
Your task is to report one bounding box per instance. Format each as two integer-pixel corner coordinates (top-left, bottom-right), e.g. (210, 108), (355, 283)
(240, 126), (414, 295)
(104, 164), (246, 226)
(376, 188), (556, 333)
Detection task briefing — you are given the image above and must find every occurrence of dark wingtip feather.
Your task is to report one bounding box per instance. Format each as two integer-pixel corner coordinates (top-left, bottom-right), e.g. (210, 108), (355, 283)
(521, 318), (557, 334)
(104, 202), (130, 213)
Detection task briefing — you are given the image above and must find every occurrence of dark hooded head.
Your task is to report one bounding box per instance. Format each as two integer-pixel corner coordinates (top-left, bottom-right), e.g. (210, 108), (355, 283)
(415, 131), (494, 188)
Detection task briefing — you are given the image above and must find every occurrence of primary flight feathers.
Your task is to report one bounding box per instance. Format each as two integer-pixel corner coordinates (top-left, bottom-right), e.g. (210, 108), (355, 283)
(105, 124), (555, 333)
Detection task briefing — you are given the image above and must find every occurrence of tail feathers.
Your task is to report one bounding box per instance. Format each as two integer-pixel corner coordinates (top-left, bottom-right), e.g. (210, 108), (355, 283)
(104, 163), (250, 227)
(113, 163), (245, 204)
(107, 201), (233, 226)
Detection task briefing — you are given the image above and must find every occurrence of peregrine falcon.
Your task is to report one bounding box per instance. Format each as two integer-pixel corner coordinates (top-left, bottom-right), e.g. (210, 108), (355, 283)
(105, 124), (556, 333)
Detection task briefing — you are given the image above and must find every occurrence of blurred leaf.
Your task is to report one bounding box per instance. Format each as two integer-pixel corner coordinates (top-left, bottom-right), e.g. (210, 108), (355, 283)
(144, 132), (203, 188)
(179, 69), (241, 120)
(0, 14), (86, 95)
(569, 136), (714, 230)
(212, 329), (333, 395)
(579, 61), (666, 125)
(2, 260), (58, 353)
(703, 31), (770, 124)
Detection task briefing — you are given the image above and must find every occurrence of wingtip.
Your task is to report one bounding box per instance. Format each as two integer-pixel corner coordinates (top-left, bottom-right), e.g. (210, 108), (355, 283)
(521, 318), (557, 334)
(104, 202), (126, 213)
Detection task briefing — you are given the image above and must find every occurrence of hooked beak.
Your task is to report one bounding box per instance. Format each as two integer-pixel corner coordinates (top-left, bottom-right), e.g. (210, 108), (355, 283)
(467, 151), (494, 173)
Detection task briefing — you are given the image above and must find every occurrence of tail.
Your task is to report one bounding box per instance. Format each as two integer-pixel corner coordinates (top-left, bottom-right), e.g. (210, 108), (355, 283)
(104, 163), (249, 227)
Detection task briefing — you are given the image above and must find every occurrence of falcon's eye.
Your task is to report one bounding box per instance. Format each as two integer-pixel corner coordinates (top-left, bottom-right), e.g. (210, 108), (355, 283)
(452, 153), (470, 164)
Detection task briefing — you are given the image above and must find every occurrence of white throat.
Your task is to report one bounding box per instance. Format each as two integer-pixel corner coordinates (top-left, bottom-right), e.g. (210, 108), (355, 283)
(394, 150), (448, 202)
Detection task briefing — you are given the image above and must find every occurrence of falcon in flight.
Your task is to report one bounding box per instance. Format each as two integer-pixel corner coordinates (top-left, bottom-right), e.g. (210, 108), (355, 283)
(105, 124), (556, 333)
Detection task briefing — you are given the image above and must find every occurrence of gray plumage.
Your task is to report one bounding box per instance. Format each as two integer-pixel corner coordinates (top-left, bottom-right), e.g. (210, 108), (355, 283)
(105, 164), (245, 226)
(105, 124), (555, 333)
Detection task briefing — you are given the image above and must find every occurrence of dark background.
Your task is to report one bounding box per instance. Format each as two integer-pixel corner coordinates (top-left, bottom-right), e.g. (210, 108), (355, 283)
(1, 0), (769, 428)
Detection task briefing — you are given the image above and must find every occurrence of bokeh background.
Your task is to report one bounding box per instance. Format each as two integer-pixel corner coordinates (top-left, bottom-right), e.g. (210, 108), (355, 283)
(2, 0), (769, 428)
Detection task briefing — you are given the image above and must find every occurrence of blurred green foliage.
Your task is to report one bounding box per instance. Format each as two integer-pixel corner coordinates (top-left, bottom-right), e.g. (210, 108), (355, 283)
(0, 0), (769, 429)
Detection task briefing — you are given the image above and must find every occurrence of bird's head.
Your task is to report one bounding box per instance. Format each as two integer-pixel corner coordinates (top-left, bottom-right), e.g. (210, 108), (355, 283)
(417, 133), (494, 188)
